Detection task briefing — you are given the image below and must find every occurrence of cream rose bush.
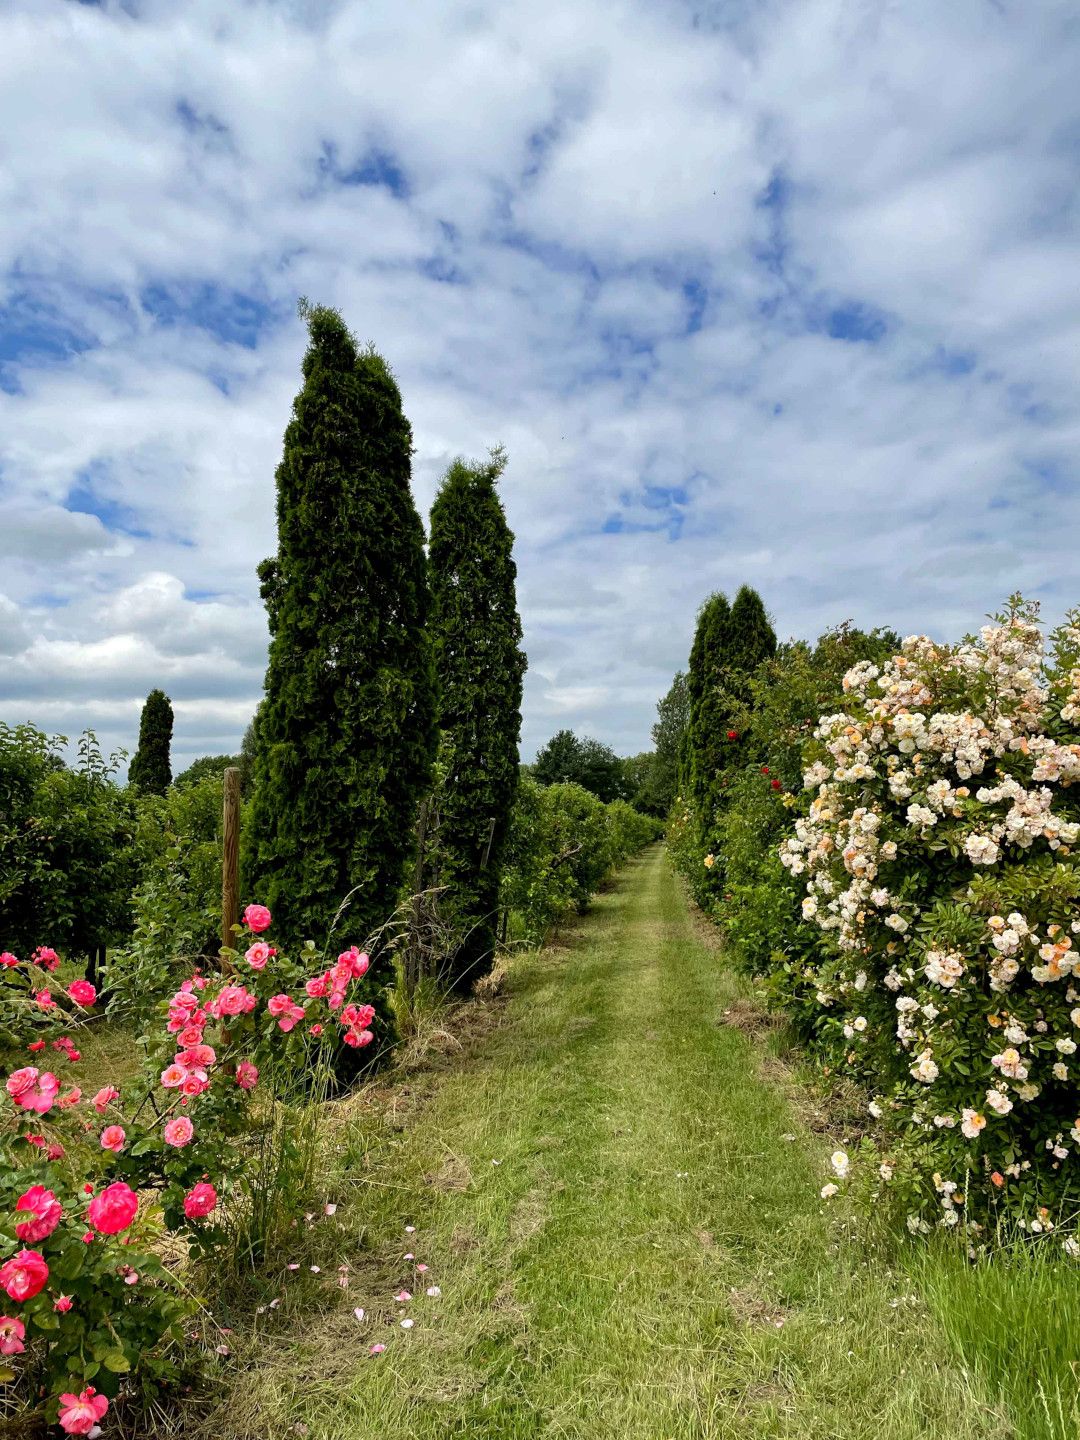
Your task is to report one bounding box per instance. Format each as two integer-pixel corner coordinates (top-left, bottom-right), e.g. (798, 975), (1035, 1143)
(779, 598), (1080, 1240)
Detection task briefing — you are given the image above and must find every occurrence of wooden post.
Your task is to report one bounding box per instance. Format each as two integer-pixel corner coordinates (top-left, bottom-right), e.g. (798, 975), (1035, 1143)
(221, 766), (241, 957)
(406, 796), (431, 998)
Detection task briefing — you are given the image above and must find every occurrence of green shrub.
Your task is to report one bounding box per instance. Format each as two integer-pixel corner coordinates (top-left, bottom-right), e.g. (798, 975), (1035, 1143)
(106, 773), (228, 1026)
(501, 780), (657, 945)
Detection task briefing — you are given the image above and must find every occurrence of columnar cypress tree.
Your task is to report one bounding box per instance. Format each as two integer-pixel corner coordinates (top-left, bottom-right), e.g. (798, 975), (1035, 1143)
(428, 449), (526, 992)
(727, 585), (777, 690)
(683, 593), (731, 833)
(128, 689), (173, 794)
(243, 304), (438, 1008)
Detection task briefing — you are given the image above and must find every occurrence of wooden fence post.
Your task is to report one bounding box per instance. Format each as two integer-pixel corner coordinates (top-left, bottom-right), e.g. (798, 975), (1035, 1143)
(405, 796), (432, 998)
(221, 766), (241, 957)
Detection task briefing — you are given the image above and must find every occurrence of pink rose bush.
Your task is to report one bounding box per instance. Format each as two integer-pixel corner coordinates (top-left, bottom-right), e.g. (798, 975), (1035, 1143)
(778, 601), (1080, 1242)
(0, 904), (382, 1424)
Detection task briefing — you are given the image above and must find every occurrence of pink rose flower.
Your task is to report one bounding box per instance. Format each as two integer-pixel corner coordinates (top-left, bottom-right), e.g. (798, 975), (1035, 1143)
(177, 1023), (204, 1046)
(100, 1125), (126, 1153)
(58, 1386), (109, 1435)
(58, 1086), (82, 1108)
(91, 1086), (119, 1114)
(54, 1294), (73, 1313)
(310, 1023), (324, 1037)
(160, 1062), (188, 1089)
(180, 1069), (210, 1096)
(32, 946), (60, 970)
(0, 1249), (49, 1301)
(342, 1028), (374, 1049)
(6, 1067), (60, 1114)
(176, 1044), (216, 1068)
(336, 946), (371, 978)
(67, 980), (97, 1007)
(14, 1185), (63, 1242)
(183, 1182), (218, 1219)
(305, 972), (330, 998)
(87, 1182), (139, 1235)
(277, 1003), (306, 1033)
(163, 1115), (194, 1148)
(214, 985), (253, 1017)
(235, 1060), (258, 1090)
(0, 951), (19, 968)
(266, 993), (292, 1017)
(245, 941), (275, 969)
(0, 1315), (26, 1355)
(33, 989), (56, 1009)
(243, 903), (272, 933)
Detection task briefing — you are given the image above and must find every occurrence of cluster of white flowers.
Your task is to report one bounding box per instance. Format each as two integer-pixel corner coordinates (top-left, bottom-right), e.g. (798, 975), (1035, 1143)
(782, 606), (1080, 1234)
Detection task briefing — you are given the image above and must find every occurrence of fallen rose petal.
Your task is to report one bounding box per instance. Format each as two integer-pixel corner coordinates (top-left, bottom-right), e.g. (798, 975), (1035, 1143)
(353, 1307), (365, 1322)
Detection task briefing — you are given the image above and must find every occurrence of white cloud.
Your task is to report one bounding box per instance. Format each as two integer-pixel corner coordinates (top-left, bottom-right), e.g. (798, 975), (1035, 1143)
(1, 0), (1079, 771)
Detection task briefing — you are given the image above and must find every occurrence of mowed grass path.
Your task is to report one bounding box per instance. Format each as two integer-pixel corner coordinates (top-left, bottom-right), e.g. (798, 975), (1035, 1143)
(224, 847), (1008, 1440)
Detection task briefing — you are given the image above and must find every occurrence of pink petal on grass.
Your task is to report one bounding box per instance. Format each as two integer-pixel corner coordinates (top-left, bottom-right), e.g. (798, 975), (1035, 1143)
(370, 1343), (385, 1355)
(395, 1289), (412, 1302)
(416, 1263), (428, 1274)
(353, 1308), (365, 1322)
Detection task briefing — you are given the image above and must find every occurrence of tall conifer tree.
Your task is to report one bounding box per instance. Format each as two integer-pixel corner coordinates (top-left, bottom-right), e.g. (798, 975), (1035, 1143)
(728, 585), (777, 688)
(428, 450), (526, 991)
(128, 689), (173, 795)
(683, 593), (730, 834)
(243, 304), (437, 1005)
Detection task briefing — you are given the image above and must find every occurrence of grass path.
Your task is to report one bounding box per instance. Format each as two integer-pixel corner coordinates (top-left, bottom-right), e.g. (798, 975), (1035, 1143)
(218, 847), (1010, 1440)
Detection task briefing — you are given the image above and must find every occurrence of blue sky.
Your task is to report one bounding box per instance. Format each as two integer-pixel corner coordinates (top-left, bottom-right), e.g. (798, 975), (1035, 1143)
(2, 0), (1080, 771)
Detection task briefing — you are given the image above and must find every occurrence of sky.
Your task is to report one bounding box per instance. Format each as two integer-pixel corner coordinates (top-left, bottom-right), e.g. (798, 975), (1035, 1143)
(2, 0), (1079, 774)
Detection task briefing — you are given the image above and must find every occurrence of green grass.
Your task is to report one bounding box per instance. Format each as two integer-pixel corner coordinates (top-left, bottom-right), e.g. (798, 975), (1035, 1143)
(917, 1237), (1080, 1440)
(193, 846), (1030, 1440)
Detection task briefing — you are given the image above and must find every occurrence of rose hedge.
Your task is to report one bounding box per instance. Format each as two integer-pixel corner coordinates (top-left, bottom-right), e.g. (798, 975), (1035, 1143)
(776, 600), (1080, 1240)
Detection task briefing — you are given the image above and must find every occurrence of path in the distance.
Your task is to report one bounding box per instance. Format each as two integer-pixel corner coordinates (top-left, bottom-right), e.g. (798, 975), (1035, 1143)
(271, 848), (1000, 1440)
